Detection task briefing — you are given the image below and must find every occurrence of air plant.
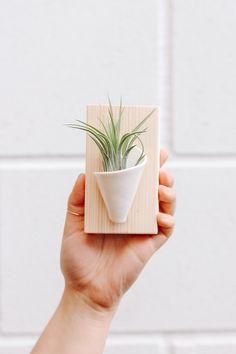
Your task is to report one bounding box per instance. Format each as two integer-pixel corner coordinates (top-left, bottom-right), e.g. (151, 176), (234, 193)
(66, 97), (156, 172)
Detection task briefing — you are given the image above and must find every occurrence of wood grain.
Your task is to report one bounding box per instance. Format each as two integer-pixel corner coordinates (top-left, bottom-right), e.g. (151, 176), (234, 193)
(84, 105), (160, 234)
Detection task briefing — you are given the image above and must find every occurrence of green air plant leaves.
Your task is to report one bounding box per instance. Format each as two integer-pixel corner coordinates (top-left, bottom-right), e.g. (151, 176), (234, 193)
(66, 98), (156, 172)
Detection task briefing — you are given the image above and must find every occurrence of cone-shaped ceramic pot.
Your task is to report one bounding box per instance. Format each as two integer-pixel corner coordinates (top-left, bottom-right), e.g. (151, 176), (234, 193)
(94, 147), (147, 223)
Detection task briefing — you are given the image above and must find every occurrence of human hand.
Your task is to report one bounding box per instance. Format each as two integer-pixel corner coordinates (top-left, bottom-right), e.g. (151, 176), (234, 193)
(61, 149), (176, 315)
(31, 150), (176, 354)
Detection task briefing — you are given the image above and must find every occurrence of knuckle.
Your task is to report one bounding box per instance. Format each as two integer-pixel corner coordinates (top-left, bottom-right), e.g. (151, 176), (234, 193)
(160, 186), (176, 203)
(168, 216), (175, 228)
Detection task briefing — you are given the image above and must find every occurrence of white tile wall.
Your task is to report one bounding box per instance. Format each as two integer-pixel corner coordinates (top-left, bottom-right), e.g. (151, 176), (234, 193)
(0, 337), (167, 354)
(0, 0), (162, 156)
(0, 342), (33, 354)
(172, 0), (236, 154)
(0, 348), (31, 354)
(0, 168), (79, 333)
(1, 166), (236, 334)
(171, 336), (236, 354)
(104, 337), (167, 354)
(1, 0), (236, 353)
(112, 166), (236, 331)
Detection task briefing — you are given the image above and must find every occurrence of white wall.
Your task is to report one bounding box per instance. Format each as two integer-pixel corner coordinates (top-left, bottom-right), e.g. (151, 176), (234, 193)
(0, 0), (236, 353)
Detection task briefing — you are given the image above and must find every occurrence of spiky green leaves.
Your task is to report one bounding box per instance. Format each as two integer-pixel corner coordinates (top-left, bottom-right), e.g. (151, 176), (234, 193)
(66, 98), (156, 172)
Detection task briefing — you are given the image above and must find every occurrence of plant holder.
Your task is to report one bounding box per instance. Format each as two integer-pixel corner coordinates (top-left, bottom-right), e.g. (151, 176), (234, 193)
(84, 104), (160, 235)
(94, 147), (147, 223)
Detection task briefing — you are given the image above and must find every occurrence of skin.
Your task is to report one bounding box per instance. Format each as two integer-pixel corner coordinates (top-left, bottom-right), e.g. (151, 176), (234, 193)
(31, 149), (176, 354)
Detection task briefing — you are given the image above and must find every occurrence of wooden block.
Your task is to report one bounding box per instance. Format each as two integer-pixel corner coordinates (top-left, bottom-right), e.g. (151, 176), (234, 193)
(84, 105), (160, 234)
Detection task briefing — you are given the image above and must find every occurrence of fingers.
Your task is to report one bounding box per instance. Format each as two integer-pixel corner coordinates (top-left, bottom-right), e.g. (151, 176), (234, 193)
(159, 185), (176, 203)
(160, 149), (169, 167)
(159, 185), (176, 215)
(149, 212), (175, 251)
(157, 212), (175, 238)
(63, 173), (85, 236)
(150, 161), (176, 252)
(159, 169), (174, 187)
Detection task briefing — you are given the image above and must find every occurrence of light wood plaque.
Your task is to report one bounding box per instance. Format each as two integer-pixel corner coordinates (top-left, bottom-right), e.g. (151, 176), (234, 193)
(84, 105), (160, 234)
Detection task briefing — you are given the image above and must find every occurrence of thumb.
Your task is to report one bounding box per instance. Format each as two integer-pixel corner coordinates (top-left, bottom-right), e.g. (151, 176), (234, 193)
(67, 173), (85, 211)
(63, 173), (85, 236)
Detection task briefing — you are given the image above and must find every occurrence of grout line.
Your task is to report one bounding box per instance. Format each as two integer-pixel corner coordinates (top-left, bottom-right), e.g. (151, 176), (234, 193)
(1, 157), (236, 170)
(0, 337), (36, 346)
(157, 0), (172, 151)
(1, 334), (236, 350)
(167, 156), (236, 168)
(109, 330), (236, 336)
(168, 0), (174, 155)
(172, 150), (236, 158)
(0, 154), (85, 160)
(0, 159), (85, 170)
(1, 332), (236, 349)
(1, 330), (236, 339)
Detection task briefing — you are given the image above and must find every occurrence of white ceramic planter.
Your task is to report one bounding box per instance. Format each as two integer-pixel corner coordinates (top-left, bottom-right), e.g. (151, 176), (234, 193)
(94, 147), (147, 223)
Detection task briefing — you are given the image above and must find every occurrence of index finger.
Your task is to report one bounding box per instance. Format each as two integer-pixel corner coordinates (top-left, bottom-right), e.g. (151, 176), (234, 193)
(160, 149), (169, 167)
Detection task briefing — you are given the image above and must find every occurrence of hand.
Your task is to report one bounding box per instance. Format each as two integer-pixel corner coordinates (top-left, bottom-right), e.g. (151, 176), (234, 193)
(61, 149), (176, 314)
(31, 149), (176, 354)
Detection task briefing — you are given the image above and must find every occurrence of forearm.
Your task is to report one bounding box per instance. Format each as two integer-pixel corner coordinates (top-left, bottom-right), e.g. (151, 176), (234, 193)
(31, 288), (116, 354)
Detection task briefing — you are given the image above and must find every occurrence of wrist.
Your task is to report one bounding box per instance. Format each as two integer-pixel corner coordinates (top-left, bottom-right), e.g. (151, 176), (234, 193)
(32, 287), (117, 354)
(60, 286), (118, 327)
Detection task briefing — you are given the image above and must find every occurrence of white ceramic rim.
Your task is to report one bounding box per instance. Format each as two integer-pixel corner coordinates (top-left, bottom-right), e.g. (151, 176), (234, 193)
(93, 149), (147, 176)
